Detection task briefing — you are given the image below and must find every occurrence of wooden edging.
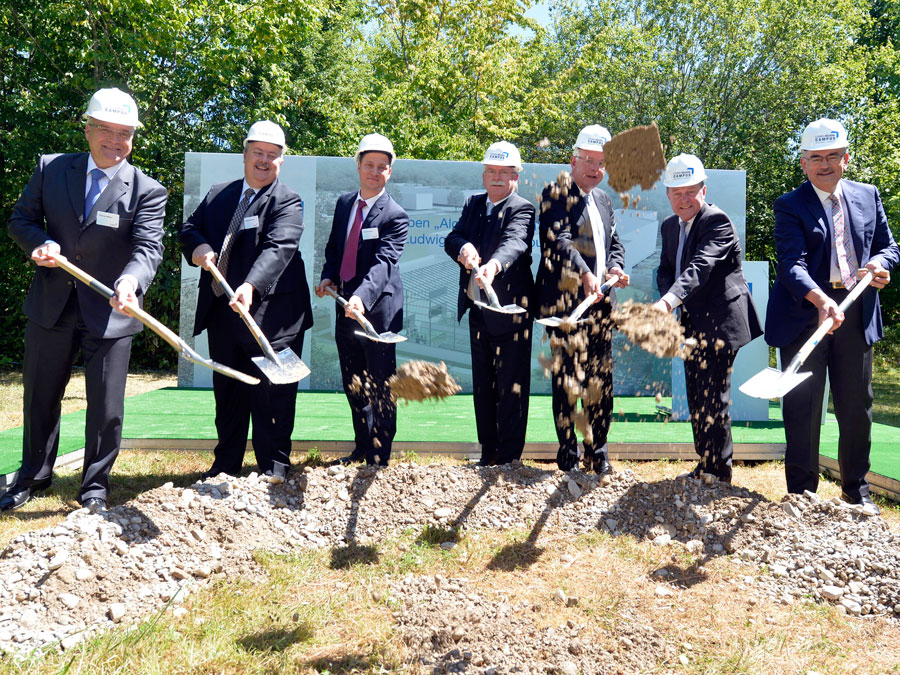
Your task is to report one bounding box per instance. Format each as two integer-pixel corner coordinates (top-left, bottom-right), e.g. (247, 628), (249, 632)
(818, 455), (900, 504)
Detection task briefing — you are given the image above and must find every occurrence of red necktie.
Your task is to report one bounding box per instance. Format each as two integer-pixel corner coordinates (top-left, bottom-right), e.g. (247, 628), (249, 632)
(340, 199), (366, 282)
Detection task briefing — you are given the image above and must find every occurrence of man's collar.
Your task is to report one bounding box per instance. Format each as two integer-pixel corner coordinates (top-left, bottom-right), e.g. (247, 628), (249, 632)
(86, 154), (125, 180)
(810, 179), (843, 202)
(356, 188), (385, 205)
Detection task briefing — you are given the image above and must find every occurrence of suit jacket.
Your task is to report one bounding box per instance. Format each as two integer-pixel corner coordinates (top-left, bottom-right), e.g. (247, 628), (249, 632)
(179, 178), (313, 344)
(7, 152), (166, 339)
(766, 179), (900, 347)
(321, 190), (409, 333)
(535, 179), (625, 317)
(444, 192), (536, 334)
(657, 202), (762, 350)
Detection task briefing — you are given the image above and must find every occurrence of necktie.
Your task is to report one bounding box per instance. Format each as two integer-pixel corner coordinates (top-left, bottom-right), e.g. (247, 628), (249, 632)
(84, 168), (105, 221)
(830, 193), (857, 289)
(675, 220), (688, 278)
(585, 194), (605, 278)
(340, 199), (367, 282)
(212, 188), (255, 297)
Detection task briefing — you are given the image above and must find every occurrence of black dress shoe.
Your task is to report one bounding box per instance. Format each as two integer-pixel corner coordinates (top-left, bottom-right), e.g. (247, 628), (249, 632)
(593, 458), (614, 477)
(842, 492), (881, 515)
(334, 450), (366, 466)
(201, 467), (234, 480)
(0, 480), (51, 512)
(678, 462), (704, 480)
(82, 497), (107, 513)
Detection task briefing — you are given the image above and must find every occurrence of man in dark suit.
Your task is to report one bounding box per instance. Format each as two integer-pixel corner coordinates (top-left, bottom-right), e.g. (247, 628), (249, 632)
(653, 154), (762, 484)
(535, 125), (629, 474)
(766, 118), (899, 514)
(4, 87), (167, 512)
(315, 134), (409, 466)
(179, 121), (312, 483)
(445, 142), (536, 465)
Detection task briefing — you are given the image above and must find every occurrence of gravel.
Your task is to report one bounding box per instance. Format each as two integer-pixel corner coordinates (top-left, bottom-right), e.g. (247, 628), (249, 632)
(0, 461), (897, 661)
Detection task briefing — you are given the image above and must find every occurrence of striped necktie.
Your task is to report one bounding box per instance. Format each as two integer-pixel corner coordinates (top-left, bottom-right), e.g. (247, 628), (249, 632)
(212, 188), (255, 296)
(830, 193), (857, 289)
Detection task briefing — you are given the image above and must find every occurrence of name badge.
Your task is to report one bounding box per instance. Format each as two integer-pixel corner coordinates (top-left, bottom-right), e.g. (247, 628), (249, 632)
(361, 227), (379, 240)
(95, 211), (119, 228)
(242, 215), (259, 230)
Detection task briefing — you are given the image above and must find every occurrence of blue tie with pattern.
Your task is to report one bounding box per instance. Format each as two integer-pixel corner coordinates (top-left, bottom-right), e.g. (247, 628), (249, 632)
(84, 168), (105, 221)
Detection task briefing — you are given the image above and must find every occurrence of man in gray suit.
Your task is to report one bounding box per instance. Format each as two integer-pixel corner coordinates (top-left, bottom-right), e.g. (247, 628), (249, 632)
(4, 87), (167, 512)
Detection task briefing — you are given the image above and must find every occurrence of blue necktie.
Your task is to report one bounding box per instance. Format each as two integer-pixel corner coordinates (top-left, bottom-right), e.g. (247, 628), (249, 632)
(675, 219), (688, 278)
(84, 168), (105, 221)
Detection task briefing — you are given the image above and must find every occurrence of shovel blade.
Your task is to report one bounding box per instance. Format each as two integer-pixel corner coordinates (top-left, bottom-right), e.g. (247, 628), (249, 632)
(537, 317), (562, 327)
(738, 367), (812, 399)
(354, 330), (407, 344)
(251, 348), (311, 384)
(473, 300), (526, 315)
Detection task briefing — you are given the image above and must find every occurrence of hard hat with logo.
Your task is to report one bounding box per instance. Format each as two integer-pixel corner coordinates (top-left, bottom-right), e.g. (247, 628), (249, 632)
(243, 120), (286, 149)
(573, 125), (612, 152)
(799, 118), (848, 152)
(663, 153), (708, 188)
(481, 141), (522, 172)
(84, 88), (142, 128)
(355, 133), (396, 163)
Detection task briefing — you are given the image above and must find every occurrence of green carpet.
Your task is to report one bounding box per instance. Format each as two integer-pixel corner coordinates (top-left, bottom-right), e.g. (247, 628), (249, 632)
(1, 389), (898, 482)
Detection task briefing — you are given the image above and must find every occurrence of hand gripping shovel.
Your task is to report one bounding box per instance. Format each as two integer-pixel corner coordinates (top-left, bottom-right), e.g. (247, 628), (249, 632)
(537, 274), (621, 328)
(739, 271), (874, 399)
(206, 262), (310, 384)
(52, 254), (261, 385)
(471, 264), (526, 315)
(324, 286), (407, 344)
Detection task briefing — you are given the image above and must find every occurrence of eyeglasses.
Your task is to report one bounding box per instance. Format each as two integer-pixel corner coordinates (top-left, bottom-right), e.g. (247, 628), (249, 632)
(88, 123), (134, 141)
(804, 152), (846, 166)
(483, 168), (518, 179)
(575, 153), (604, 168)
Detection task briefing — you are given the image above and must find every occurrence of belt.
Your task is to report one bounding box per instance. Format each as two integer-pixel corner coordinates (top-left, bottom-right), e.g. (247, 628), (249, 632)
(830, 281), (845, 289)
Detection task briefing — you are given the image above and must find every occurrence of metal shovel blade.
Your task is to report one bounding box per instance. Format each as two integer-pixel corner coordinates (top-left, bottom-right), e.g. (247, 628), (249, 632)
(537, 316), (586, 328)
(473, 299), (526, 314)
(251, 348), (311, 384)
(738, 367), (813, 400)
(354, 329), (407, 344)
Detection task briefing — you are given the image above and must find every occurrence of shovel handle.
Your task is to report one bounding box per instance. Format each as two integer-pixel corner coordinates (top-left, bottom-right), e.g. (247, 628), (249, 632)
(323, 285), (380, 336)
(474, 265), (502, 308)
(568, 293), (598, 323)
(599, 273), (621, 296)
(786, 271), (874, 374)
(52, 254), (185, 353)
(206, 263), (279, 362)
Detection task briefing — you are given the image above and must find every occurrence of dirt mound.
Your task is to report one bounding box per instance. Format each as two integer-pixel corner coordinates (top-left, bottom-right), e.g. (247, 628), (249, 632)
(612, 300), (693, 358)
(602, 123), (667, 193)
(389, 360), (462, 403)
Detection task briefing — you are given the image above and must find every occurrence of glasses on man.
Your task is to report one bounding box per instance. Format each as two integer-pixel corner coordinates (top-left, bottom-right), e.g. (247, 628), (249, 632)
(483, 168), (518, 179)
(804, 152), (846, 166)
(575, 153), (604, 168)
(88, 123), (134, 141)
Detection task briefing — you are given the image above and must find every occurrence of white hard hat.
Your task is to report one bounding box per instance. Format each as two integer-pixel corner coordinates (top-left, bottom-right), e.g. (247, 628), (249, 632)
(481, 141), (522, 172)
(573, 125), (612, 152)
(355, 133), (396, 162)
(663, 153), (708, 188)
(243, 120), (286, 149)
(84, 88), (141, 128)
(800, 118), (848, 152)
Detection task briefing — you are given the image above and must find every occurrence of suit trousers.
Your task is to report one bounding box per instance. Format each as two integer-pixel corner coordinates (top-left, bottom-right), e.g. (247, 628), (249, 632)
(781, 291), (872, 498)
(335, 314), (397, 464)
(548, 302), (613, 460)
(206, 299), (302, 477)
(468, 308), (533, 464)
(682, 321), (736, 476)
(21, 291), (132, 502)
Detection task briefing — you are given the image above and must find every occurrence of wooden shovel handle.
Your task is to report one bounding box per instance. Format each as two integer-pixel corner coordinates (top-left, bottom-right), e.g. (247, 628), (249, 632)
(205, 262), (279, 362)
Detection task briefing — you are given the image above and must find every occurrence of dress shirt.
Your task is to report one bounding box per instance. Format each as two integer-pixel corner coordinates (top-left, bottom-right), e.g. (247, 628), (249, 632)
(84, 155), (125, 202)
(584, 191), (606, 278)
(810, 181), (857, 284)
(345, 189), (384, 238)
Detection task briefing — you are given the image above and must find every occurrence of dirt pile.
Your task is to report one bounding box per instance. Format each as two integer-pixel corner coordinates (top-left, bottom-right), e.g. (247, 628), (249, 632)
(389, 360), (462, 403)
(612, 300), (694, 358)
(602, 123), (667, 194)
(0, 463), (897, 659)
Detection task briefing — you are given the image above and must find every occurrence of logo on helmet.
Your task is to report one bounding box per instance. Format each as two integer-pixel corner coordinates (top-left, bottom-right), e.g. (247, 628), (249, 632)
(487, 151), (509, 161)
(672, 168), (694, 181)
(814, 132), (839, 144)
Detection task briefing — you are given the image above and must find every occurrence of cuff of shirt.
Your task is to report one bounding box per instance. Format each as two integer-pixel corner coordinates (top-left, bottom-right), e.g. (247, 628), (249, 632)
(661, 292), (681, 310)
(115, 274), (140, 295)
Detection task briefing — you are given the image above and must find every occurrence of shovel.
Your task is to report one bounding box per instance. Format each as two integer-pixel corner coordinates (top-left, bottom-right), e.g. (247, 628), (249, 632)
(206, 262), (310, 384)
(52, 254), (261, 385)
(324, 286), (407, 344)
(739, 271), (874, 399)
(471, 264), (526, 315)
(537, 274), (621, 328)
